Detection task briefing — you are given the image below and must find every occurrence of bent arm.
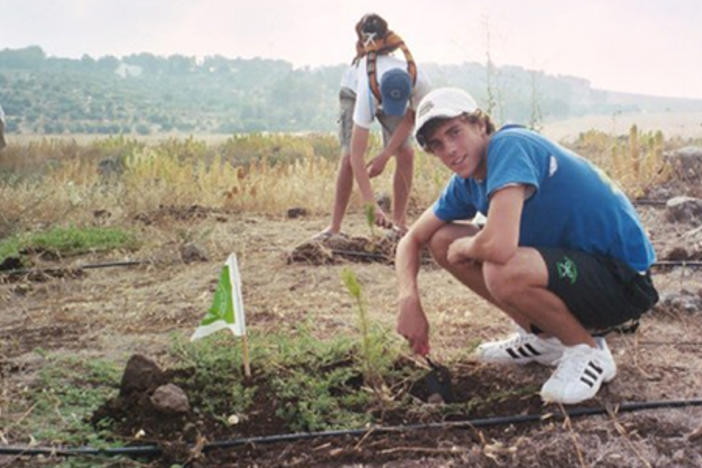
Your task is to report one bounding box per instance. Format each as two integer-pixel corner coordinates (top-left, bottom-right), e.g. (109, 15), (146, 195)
(447, 185), (525, 265)
(382, 110), (415, 158)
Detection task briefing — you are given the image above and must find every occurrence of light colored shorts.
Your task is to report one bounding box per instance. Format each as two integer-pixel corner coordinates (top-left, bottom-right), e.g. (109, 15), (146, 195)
(338, 87), (412, 152)
(338, 87), (356, 153)
(377, 112), (411, 149)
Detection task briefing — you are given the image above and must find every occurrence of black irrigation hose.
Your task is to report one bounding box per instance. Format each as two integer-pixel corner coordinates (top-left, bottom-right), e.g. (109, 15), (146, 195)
(652, 260), (702, 269)
(0, 260), (146, 276)
(1, 398), (701, 458)
(633, 198), (669, 206)
(3, 258), (700, 276)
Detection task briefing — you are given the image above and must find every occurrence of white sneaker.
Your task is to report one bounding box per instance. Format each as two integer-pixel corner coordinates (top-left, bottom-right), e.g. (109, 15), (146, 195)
(476, 328), (566, 366)
(540, 337), (617, 404)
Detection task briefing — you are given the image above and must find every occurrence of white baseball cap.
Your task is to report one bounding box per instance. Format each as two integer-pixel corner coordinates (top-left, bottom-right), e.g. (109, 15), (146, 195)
(414, 87), (478, 149)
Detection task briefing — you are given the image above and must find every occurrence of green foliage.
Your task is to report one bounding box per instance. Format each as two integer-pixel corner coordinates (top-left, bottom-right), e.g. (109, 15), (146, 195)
(265, 321), (373, 432)
(340, 268), (396, 392)
(169, 319), (403, 433)
(3, 354), (122, 447)
(3, 46), (698, 137)
(0, 225), (139, 264)
(271, 366), (371, 432)
(169, 333), (256, 423)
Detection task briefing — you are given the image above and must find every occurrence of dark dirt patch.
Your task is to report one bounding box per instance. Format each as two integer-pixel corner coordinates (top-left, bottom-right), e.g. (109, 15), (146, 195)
(288, 233), (434, 266)
(133, 204), (231, 226)
(88, 359), (598, 466)
(0, 322), (91, 358)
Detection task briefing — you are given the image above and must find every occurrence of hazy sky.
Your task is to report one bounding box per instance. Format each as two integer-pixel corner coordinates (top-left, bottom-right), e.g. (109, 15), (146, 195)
(1, 0), (701, 99)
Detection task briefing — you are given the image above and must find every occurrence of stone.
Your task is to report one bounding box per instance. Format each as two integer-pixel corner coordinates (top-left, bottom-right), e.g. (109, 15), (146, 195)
(150, 383), (190, 414)
(665, 196), (702, 224)
(180, 242), (208, 263)
(286, 207), (307, 218)
(119, 354), (166, 395)
(654, 290), (702, 315)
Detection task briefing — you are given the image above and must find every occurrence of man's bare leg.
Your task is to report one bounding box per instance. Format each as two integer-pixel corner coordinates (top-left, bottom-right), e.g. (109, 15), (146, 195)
(320, 152), (353, 235)
(392, 144), (413, 231)
(427, 223), (594, 346)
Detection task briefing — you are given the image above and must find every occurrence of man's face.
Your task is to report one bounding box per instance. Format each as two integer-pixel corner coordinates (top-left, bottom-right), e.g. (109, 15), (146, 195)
(424, 116), (488, 179)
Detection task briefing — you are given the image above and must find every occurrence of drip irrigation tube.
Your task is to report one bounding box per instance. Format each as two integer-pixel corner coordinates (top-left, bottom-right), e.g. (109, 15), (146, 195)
(0, 260), (146, 276)
(1, 398), (700, 458)
(633, 198), (669, 206)
(652, 260), (702, 269)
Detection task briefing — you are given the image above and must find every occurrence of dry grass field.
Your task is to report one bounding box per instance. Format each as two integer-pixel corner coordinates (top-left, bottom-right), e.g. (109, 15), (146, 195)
(1, 125), (701, 467)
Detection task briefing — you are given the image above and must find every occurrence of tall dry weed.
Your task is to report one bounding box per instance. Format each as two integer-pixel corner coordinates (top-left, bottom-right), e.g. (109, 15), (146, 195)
(0, 129), (672, 237)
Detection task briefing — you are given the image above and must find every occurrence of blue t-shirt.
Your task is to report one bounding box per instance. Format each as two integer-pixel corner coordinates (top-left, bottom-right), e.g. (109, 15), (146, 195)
(432, 126), (656, 271)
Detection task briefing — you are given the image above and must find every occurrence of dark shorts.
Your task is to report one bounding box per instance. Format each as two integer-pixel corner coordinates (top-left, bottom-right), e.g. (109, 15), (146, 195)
(537, 247), (659, 334)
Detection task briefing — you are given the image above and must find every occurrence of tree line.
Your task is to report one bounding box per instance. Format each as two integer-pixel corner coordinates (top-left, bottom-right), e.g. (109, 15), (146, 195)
(0, 46), (699, 135)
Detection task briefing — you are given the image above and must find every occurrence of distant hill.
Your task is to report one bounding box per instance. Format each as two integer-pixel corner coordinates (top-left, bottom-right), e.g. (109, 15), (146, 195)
(1, 45), (702, 135)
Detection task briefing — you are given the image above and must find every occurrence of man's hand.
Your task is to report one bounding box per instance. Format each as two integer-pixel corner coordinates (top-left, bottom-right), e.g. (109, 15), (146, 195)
(366, 151), (390, 178)
(373, 205), (393, 229)
(397, 294), (430, 356)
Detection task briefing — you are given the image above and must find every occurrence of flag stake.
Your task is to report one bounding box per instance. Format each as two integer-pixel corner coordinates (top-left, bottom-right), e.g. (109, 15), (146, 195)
(241, 334), (251, 377)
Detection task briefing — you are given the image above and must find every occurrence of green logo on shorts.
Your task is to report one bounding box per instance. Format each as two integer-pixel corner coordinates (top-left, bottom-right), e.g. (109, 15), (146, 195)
(557, 256), (578, 284)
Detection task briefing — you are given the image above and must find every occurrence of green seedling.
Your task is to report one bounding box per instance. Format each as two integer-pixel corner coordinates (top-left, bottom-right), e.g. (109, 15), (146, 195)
(364, 202), (377, 238)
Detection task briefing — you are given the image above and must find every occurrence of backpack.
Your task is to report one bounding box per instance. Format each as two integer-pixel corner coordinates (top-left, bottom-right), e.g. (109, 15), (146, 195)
(353, 14), (417, 103)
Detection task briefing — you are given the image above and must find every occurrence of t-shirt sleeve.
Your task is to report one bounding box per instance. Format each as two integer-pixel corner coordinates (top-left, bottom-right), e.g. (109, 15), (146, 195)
(409, 70), (431, 111)
(432, 175), (477, 221)
(486, 134), (541, 198)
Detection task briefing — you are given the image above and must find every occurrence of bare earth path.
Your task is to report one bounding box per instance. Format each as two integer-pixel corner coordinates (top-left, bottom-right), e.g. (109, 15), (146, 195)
(1, 202), (701, 466)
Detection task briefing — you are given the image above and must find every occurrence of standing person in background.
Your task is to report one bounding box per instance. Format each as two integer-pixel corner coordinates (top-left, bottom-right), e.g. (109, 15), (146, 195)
(0, 103), (6, 150)
(315, 58), (359, 240)
(395, 87), (659, 404)
(315, 13), (430, 239)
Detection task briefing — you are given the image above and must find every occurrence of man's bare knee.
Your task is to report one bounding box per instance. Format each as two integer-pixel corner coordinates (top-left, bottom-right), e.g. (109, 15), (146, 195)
(428, 230), (451, 266)
(483, 259), (533, 305)
(428, 226), (461, 266)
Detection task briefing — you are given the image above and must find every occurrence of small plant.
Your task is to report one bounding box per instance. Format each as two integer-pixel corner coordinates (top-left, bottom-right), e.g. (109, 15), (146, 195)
(364, 203), (377, 238)
(340, 268), (394, 394)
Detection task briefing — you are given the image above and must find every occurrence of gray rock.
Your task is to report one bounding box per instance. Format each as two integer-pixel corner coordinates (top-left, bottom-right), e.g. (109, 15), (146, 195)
(654, 289), (702, 314)
(150, 383), (190, 414)
(665, 196), (702, 223)
(180, 242), (208, 263)
(120, 354), (166, 395)
(664, 146), (702, 192)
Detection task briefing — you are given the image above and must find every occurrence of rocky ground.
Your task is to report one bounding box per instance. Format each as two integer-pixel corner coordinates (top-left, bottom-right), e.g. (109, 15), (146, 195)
(1, 148), (702, 467)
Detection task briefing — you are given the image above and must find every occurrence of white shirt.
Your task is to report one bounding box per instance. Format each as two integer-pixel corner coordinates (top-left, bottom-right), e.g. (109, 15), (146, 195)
(0, 104), (5, 124)
(339, 64), (359, 91)
(352, 54), (431, 128)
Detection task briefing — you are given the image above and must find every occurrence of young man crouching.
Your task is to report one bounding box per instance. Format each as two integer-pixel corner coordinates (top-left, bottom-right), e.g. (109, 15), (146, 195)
(395, 87), (658, 404)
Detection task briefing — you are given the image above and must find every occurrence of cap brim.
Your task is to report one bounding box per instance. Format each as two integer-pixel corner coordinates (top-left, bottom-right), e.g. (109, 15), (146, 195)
(414, 108), (464, 145)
